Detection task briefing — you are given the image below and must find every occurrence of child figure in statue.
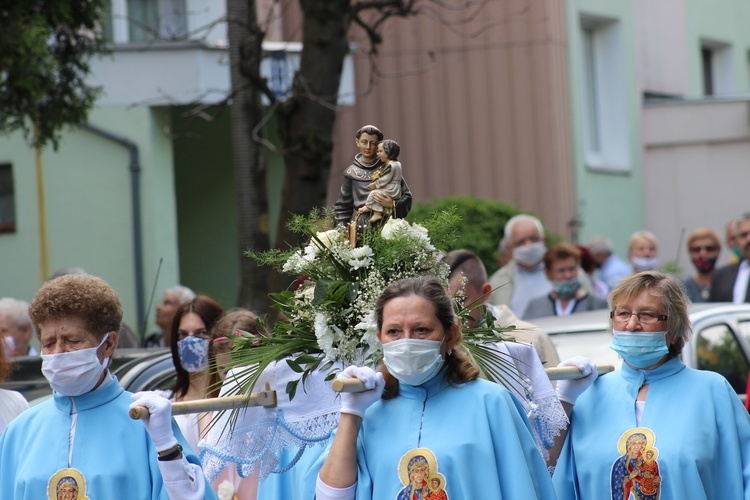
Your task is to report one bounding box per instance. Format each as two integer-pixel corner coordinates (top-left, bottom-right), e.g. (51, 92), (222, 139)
(333, 125), (412, 229)
(358, 139), (402, 223)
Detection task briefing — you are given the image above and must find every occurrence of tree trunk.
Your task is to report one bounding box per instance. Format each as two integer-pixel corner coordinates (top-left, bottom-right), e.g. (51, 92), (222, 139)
(227, 0), (270, 312)
(269, 1), (350, 298)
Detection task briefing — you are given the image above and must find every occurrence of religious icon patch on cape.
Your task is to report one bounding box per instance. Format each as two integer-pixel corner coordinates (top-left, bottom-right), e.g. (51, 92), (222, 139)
(610, 427), (662, 500)
(396, 448), (448, 500)
(48, 468), (89, 500)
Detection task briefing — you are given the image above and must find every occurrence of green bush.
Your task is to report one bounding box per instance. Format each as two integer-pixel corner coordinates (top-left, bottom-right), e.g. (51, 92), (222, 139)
(407, 196), (521, 275)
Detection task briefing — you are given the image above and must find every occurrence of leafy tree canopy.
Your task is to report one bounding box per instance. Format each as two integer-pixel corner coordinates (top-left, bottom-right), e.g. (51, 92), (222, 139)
(0, 1), (107, 149)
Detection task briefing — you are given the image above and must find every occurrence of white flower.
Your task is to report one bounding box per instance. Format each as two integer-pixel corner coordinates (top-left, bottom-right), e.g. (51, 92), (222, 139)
(314, 229), (340, 249)
(314, 313), (336, 359)
(380, 218), (410, 240)
(349, 246), (373, 259)
(217, 481), (235, 500)
(406, 222), (435, 250)
(347, 246), (374, 270)
(302, 243), (319, 262)
(355, 311), (379, 350)
(282, 251), (305, 273)
(410, 223), (429, 236)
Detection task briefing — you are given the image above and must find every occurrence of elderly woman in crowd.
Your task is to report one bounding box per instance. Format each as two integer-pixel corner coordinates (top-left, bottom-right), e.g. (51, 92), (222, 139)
(0, 297), (37, 357)
(628, 231), (660, 272)
(523, 243), (608, 319)
(0, 274), (215, 499)
(315, 276), (555, 499)
(166, 295), (224, 455)
(683, 227), (721, 303)
(146, 285), (197, 347)
(551, 271), (750, 499)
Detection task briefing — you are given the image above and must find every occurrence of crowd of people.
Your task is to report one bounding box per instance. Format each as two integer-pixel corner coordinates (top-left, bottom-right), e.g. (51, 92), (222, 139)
(0, 122), (749, 497)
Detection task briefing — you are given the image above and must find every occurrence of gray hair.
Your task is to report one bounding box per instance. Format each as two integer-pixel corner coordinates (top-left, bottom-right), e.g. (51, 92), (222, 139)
(164, 285), (196, 305)
(0, 298), (32, 329)
(734, 212), (750, 232)
(497, 237), (511, 254)
(502, 214), (544, 247)
(587, 236), (614, 256)
(49, 267), (88, 280)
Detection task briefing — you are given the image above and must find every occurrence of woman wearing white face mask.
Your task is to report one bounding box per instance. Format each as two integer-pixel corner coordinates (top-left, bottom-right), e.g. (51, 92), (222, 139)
(167, 295), (224, 456)
(550, 271), (750, 499)
(0, 274), (214, 499)
(628, 231), (660, 273)
(315, 277), (556, 500)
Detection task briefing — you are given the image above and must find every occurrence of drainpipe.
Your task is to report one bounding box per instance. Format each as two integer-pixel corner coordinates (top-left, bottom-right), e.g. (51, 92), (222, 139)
(83, 124), (146, 343)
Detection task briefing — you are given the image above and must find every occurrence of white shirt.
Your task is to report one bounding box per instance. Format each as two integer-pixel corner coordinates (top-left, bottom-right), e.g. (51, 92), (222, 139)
(510, 263), (552, 318)
(0, 388), (29, 434)
(733, 260), (750, 303)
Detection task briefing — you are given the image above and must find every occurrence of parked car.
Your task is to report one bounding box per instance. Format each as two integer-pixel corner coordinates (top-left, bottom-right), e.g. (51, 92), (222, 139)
(1, 348), (176, 404)
(531, 303), (750, 400)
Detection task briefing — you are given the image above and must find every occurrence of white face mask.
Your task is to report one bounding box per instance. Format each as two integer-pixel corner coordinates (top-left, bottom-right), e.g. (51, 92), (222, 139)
(631, 256), (659, 271)
(382, 339), (444, 386)
(42, 333), (110, 397)
(513, 242), (546, 267)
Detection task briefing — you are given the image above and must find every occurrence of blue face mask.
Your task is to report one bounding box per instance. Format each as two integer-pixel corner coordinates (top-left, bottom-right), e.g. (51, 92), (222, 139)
(177, 336), (210, 373)
(552, 278), (581, 300)
(610, 330), (669, 368)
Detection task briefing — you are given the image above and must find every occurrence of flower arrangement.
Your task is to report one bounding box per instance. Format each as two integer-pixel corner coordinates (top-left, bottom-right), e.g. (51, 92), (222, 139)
(224, 208), (516, 401)
(224, 209), (453, 398)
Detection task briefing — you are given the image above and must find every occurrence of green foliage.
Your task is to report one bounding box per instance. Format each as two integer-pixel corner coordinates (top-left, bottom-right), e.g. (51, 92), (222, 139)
(407, 196), (562, 276)
(407, 196), (522, 275)
(0, 1), (108, 149)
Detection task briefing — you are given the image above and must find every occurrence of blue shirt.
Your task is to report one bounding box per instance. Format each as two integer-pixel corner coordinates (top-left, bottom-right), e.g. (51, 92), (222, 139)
(553, 357), (750, 499)
(598, 255), (632, 290)
(316, 374), (556, 499)
(0, 375), (215, 499)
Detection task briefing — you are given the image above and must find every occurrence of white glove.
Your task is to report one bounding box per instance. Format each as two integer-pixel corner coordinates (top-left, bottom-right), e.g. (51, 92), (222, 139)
(130, 391), (178, 451)
(555, 356), (598, 405)
(338, 365), (385, 419)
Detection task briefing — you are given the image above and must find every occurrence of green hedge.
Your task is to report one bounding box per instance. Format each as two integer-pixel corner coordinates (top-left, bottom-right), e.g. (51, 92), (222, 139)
(407, 195), (560, 276)
(406, 196), (520, 275)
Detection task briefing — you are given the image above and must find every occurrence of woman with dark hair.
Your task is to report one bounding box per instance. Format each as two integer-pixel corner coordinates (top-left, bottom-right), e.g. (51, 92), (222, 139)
(315, 276), (555, 499)
(167, 295), (224, 454)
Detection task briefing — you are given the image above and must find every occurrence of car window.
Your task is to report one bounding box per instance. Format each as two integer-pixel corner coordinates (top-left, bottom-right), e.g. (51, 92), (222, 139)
(695, 323), (749, 394)
(738, 320), (750, 347)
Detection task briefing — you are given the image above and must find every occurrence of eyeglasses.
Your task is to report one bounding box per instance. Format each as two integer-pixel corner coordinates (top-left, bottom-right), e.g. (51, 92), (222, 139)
(610, 310), (668, 324)
(689, 245), (719, 253)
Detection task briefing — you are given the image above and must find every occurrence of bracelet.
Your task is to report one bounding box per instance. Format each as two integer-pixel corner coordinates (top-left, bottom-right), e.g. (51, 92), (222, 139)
(157, 444), (183, 462)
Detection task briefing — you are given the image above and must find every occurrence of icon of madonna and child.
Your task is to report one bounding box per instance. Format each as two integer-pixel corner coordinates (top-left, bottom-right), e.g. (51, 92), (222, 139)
(397, 448), (449, 500)
(611, 428), (662, 500)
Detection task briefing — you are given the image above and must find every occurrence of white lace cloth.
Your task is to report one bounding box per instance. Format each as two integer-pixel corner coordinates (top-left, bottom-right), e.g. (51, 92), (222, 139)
(200, 345), (567, 482)
(200, 360), (342, 483)
(490, 341), (568, 460)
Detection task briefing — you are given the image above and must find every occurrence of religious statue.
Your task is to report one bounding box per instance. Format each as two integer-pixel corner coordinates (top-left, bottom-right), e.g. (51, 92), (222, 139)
(333, 125), (412, 240)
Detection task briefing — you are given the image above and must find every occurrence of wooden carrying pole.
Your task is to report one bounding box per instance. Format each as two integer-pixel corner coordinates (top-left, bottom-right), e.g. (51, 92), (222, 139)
(331, 363), (615, 393)
(127, 365), (615, 417)
(129, 387), (277, 420)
